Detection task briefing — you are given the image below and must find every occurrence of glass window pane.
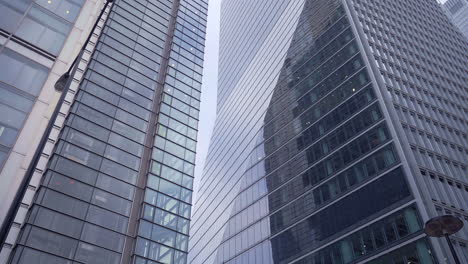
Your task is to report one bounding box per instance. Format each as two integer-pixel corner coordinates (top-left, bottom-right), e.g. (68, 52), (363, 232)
(96, 173), (135, 200)
(151, 225), (175, 247)
(86, 205), (128, 233)
(38, 189), (88, 219)
(60, 142), (102, 169)
(0, 103), (27, 129)
(75, 242), (121, 264)
(16, 5), (72, 55)
(91, 189), (131, 216)
(35, 0), (84, 22)
(0, 82), (34, 112)
(159, 178), (181, 199)
(52, 156), (98, 185)
(13, 246), (73, 264)
(101, 158), (138, 184)
(0, 0), (31, 32)
(65, 128), (106, 155)
(105, 145), (141, 170)
(25, 226), (77, 259)
(0, 124), (18, 148)
(108, 132), (143, 156)
(46, 172), (93, 201)
(32, 206), (83, 238)
(80, 223), (124, 251)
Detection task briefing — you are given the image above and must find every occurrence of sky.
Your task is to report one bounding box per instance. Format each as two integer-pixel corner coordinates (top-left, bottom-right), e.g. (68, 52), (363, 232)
(193, 0), (221, 200)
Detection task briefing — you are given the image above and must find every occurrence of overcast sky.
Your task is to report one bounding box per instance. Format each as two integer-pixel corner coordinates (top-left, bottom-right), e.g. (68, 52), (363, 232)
(193, 0), (221, 200)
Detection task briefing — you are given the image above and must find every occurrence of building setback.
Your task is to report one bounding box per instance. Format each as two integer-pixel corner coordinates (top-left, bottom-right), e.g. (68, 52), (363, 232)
(0, 0), (207, 263)
(189, 0), (468, 263)
(442, 0), (468, 39)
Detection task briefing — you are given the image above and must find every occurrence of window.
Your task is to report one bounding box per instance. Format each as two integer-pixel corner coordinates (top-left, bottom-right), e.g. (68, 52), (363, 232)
(96, 173), (135, 200)
(100, 158), (138, 184)
(11, 246), (72, 264)
(91, 189), (131, 216)
(16, 5), (72, 55)
(112, 120), (145, 144)
(35, 0), (83, 22)
(45, 172), (93, 201)
(108, 132), (143, 156)
(80, 223), (124, 251)
(0, 82), (34, 113)
(60, 142), (102, 169)
(0, 48), (49, 96)
(52, 156), (98, 185)
(159, 178), (181, 199)
(115, 109), (148, 132)
(86, 205), (128, 233)
(75, 103), (113, 129)
(0, 0), (31, 33)
(37, 189), (88, 219)
(30, 206), (83, 238)
(69, 115), (110, 141)
(154, 208), (178, 230)
(105, 145), (141, 170)
(65, 128), (106, 155)
(22, 226), (77, 259)
(74, 242), (121, 264)
(151, 224), (176, 247)
(135, 237), (174, 263)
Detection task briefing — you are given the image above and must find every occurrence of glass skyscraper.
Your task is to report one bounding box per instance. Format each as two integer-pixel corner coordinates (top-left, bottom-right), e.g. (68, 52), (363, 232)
(0, 0), (207, 263)
(190, 0), (468, 263)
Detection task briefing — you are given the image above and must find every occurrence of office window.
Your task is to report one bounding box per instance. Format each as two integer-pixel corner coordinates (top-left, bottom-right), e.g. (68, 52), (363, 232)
(35, 0), (84, 22)
(0, 48), (49, 96)
(30, 206), (83, 238)
(45, 172), (93, 201)
(96, 173), (135, 200)
(81, 223), (125, 252)
(51, 156), (98, 185)
(151, 224), (176, 247)
(92, 189), (131, 216)
(37, 189), (88, 219)
(74, 242), (121, 264)
(16, 5), (72, 55)
(22, 226), (77, 259)
(11, 246), (72, 264)
(101, 158), (138, 184)
(0, 0), (30, 32)
(86, 205), (128, 233)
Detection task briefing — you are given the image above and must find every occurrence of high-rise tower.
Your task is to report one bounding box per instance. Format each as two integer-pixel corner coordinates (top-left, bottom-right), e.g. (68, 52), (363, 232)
(0, 0), (207, 263)
(189, 0), (468, 263)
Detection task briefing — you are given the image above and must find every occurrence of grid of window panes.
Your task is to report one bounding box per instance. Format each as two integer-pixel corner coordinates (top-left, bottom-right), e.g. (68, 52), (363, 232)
(0, 0), (85, 55)
(0, 49), (48, 168)
(352, 0), (468, 260)
(191, 1), (424, 263)
(6, 0), (206, 263)
(0, 0), (85, 169)
(135, 1), (207, 264)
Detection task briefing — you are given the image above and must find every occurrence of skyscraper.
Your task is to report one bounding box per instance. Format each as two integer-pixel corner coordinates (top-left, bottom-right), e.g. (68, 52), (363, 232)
(0, 0), (207, 263)
(442, 0), (468, 39)
(0, 0), (107, 260)
(189, 0), (468, 263)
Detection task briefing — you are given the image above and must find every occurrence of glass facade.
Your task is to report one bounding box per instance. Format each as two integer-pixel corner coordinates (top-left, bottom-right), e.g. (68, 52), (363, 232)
(7, 0), (207, 263)
(190, 0), (467, 263)
(0, 0), (85, 170)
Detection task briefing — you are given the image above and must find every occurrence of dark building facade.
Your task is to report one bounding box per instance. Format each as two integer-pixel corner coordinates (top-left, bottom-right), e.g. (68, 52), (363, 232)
(5, 0), (207, 263)
(189, 0), (468, 263)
